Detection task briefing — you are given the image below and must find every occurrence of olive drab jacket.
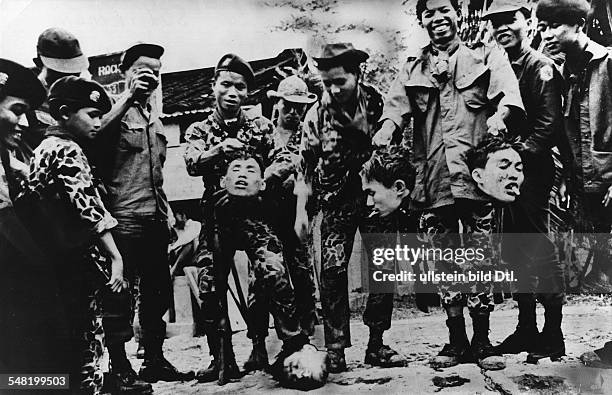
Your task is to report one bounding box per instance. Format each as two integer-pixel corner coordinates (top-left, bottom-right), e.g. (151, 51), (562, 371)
(381, 42), (524, 210)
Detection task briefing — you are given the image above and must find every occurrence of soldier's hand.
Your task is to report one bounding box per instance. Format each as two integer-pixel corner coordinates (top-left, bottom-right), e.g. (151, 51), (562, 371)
(294, 209), (309, 241)
(128, 68), (158, 100)
(372, 120), (396, 146)
(486, 110), (508, 136)
(602, 185), (612, 207)
(107, 258), (127, 293)
(219, 138), (245, 154)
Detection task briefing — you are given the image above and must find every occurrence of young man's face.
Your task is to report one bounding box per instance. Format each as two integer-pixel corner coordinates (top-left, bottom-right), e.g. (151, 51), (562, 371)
(490, 11), (530, 52)
(64, 107), (102, 141)
(537, 20), (580, 55)
(0, 96), (30, 148)
(276, 98), (307, 130)
(420, 0), (459, 46)
(214, 71), (248, 115)
(320, 66), (358, 105)
(362, 177), (407, 217)
(222, 157), (265, 197)
(471, 148), (524, 203)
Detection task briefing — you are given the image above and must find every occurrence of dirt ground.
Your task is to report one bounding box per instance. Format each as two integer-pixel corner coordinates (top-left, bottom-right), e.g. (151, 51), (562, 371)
(117, 296), (612, 394)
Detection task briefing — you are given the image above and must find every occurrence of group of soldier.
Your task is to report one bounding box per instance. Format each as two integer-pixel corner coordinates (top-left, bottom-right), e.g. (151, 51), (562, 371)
(1, 0), (612, 393)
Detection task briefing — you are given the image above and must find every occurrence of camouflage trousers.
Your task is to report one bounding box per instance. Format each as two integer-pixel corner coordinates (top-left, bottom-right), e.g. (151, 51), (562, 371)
(198, 212), (304, 342)
(319, 192), (399, 350)
(417, 199), (497, 314)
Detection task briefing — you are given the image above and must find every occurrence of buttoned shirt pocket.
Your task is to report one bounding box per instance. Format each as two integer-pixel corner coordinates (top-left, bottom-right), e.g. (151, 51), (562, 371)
(455, 66), (489, 110)
(119, 121), (146, 153)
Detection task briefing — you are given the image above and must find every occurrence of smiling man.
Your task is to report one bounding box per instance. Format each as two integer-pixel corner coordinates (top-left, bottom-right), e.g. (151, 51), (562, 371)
(375, 0), (524, 370)
(534, 0), (612, 369)
(482, 0), (568, 363)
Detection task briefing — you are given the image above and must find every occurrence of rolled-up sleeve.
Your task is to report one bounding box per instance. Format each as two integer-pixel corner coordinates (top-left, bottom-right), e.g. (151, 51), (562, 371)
(484, 46), (524, 111)
(380, 62), (413, 129)
(183, 122), (212, 176)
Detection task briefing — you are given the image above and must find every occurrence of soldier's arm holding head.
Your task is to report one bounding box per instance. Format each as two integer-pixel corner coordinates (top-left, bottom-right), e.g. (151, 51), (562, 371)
(373, 61), (413, 146)
(483, 45), (525, 136)
(293, 105), (319, 239)
(183, 122), (245, 176)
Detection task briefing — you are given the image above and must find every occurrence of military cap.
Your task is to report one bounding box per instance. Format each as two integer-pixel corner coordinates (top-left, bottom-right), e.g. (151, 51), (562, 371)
(36, 27), (89, 74)
(119, 43), (164, 72)
(267, 75), (317, 104)
(313, 43), (369, 69)
(536, 0), (590, 25)
(215, 53), (255, 89)
(482, 0), (530, 19)
(48, 76), (111, 119)
(0, 58), (46, 109)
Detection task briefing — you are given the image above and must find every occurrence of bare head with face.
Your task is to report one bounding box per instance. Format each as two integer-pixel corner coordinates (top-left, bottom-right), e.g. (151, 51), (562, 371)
(360, 146), (415, 217)
(466, 135), (524, 203)
(535, 0), (590, 58)
(221, 151), (266, 197)
(416, 0), (461, 47)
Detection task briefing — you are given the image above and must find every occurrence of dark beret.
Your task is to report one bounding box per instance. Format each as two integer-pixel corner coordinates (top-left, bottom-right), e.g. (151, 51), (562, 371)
(120, 43), (164, 72)
(0, 58), (46, 109)
(536, 0), (590, 25)
(48, 76), (111, 120)
(214, 53), (255, 89)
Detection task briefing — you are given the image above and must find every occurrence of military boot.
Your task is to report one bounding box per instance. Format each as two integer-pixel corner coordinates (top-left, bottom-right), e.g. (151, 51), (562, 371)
(430, 316), (471, 369)
(243, 336), (269, 372)
(471, 312), (505, 370)
(495, 296), (538, 354)
(527, 304), (565, 363)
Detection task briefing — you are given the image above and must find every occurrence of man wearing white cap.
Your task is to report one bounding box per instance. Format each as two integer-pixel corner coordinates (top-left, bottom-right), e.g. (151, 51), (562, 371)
(242, 75), (319, 373)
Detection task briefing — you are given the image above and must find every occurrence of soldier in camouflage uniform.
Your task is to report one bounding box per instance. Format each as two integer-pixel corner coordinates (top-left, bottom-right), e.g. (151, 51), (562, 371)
(296, 43), (406, 372)
(203, 151), (312, 385)
(183, 53), (275, 382)
(242, 75), (319, 372)
(374, 0), (524, 370)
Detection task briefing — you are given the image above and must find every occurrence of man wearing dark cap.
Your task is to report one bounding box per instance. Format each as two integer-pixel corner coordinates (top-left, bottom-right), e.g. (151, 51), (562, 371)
(93, 43), (194, 389)
(23, 28), (90, 151)
(0, 58), (53, 379)
(183, 53), (275, 382)
(297, 42), (407, 372)
(482, 0), (567, 363)
(535, 0), (612, 368)
(376, 0), (524, 370)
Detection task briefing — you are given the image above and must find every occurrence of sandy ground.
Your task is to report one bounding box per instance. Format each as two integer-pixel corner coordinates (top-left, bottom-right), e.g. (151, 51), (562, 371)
(115, 297), (612, 394)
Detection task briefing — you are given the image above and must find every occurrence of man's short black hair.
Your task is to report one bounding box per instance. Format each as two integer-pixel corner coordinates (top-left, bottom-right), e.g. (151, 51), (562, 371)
(466, 135), (517, 172)
(225, 148), (265, 177)
(361, 146), (416, 189)
(536, 0), (590, 26)
(416, 0), (460, 22)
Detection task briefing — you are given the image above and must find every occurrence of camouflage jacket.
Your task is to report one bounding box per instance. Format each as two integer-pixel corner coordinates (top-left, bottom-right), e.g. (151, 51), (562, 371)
(184, 108), (274, 194)
(300, 83), (383, 208)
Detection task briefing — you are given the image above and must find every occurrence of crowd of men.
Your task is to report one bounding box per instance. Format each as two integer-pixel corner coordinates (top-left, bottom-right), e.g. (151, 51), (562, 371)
(1, 0), (612, 393)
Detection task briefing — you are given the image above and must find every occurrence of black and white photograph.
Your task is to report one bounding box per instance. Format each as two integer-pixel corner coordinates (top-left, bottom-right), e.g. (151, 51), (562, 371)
(1, 0), (612, 393)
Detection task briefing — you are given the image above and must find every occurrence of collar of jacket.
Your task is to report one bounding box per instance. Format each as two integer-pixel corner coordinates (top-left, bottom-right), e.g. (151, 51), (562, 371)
(213, 106), (247, 131)
(404, 41), (487, 89)
(583, 39), (609, 64)
(44, 125), (75, 141)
